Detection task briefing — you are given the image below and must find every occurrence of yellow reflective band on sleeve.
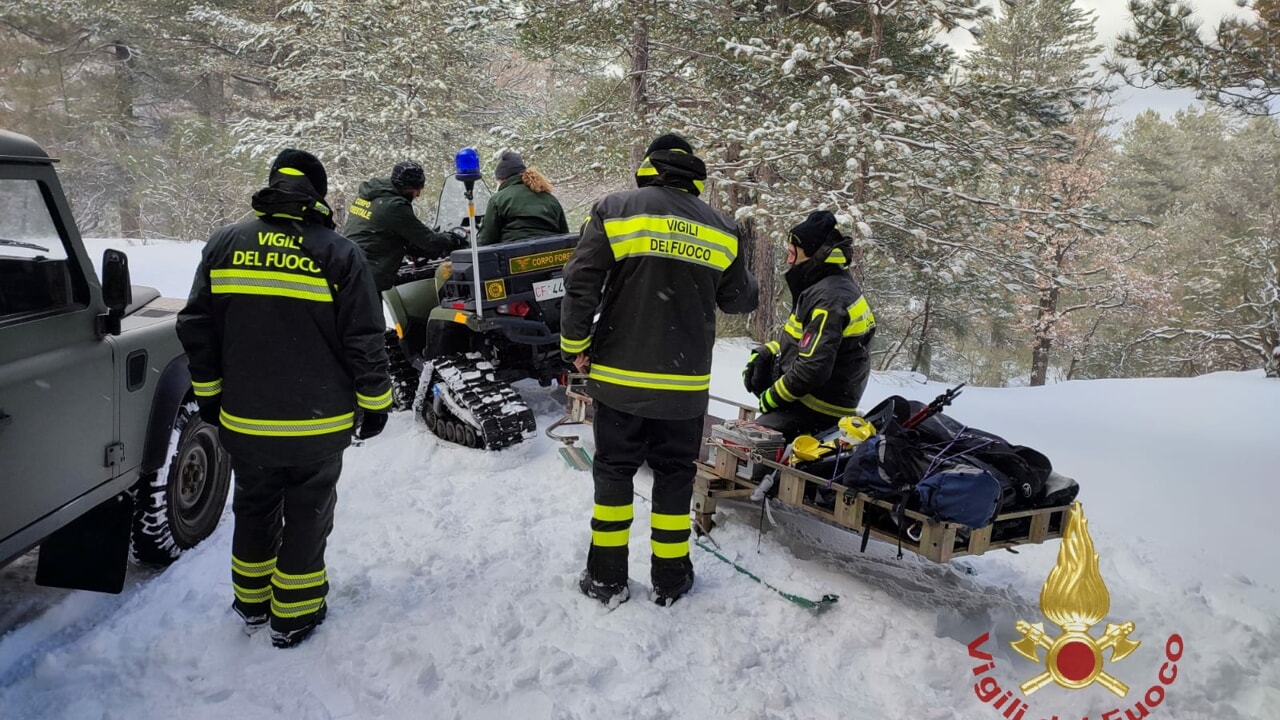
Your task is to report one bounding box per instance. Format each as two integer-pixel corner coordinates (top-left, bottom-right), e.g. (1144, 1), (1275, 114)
(219, 409), (355, 437)
(271, 596), (326, 619)
(592, 529), (630, 548)
(561, 335), (592, 354)
(844, 296), (876, 337)
(773, 378), (797, 403)
(276, 167), (305, 176)
(650, 512), (689, 532)
(784, 314), (804, 339)
(232, 555), (277, 578)
(192, 378), (223, 397)
(651, 539), (690, 559)
(589, 363), (711, 392)
(211, 268), (332, 303)
(272, 568), (328, 591)
(594, 504), (634, 523)
(800, 395), (859, 418)
(358, 388), (393, 412)
(603, 214), (738, 271)
(800, 308), (828, 358)
(765, 340), (780, 354)
(233, 583), (273, 604)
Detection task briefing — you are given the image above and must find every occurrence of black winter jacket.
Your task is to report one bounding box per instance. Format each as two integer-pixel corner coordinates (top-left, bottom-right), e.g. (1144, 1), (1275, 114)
(478, 175), (569, 246)
(560, 150), (758, 420)
(763, 257), (876, 418)
(177, 175), (393, 467)
(344, 177), (456, 291)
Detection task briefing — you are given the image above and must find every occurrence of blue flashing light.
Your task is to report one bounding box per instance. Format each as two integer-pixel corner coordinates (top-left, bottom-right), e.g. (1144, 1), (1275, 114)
(454, 148), (482, 182)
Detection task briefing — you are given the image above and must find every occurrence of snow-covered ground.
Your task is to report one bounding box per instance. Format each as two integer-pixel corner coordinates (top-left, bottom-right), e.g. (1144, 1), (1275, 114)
(0, 239), (1275, 719)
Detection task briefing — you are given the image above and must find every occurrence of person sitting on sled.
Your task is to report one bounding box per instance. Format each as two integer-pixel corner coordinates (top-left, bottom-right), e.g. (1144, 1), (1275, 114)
(743, 210), (876, 442)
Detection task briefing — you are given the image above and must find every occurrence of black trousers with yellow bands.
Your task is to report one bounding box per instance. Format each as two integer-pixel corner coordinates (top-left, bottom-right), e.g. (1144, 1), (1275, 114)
(230, 453), (340, 633)
(587, 402), (701, 590)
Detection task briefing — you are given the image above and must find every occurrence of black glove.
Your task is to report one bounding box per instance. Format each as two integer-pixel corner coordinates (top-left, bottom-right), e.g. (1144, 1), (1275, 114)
(356, 410), (388, 440)
(742, 346), (775, 396)
(197, 401), (221, 426)
(448, 227), (470, 248)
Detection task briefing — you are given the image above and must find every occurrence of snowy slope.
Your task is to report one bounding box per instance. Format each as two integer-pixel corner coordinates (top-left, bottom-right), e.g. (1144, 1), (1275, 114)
(0, 240), (1275, 720)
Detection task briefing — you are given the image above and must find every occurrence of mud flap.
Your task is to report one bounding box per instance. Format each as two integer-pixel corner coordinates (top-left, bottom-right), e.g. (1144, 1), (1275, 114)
(36, 492), (133, 593)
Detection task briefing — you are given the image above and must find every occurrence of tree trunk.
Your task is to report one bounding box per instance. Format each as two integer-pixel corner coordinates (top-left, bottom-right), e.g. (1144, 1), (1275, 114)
(1029, 287), (1060, 386)
(910, 289), (933, 375)
(628, 0), (650, 168)
(112, 42), (141, 239)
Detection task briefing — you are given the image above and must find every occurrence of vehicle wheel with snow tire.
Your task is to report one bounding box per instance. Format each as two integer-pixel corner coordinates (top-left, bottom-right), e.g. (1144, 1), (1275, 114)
(131, 399), (232, 565)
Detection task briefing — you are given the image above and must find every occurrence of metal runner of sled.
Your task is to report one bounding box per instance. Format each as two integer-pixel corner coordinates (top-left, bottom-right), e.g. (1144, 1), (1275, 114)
(547, 374), (1070, 563)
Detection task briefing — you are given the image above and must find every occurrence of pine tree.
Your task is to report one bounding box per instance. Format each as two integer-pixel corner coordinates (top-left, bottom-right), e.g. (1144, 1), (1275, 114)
(1110, 0), (1280, 116)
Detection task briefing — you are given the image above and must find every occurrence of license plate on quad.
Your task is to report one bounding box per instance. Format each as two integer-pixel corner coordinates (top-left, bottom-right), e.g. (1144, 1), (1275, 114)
(532, 277), (565, 301)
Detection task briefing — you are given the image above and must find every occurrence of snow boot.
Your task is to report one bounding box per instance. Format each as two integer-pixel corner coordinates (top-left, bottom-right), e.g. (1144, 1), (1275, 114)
(232, 603), (269, 635)
(579, 571), (630, 607)
(270, 603), (327, 649)
(652, 568), (694, 607)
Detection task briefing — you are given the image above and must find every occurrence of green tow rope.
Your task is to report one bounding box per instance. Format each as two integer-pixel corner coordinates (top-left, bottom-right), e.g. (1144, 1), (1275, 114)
(693, 537), (839, 613)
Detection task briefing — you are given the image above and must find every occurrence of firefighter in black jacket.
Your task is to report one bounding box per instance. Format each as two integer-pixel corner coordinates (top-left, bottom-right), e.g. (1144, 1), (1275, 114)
(344, 160), (468, 293)
(560, 133), (759, 607)
(177, 149), (393, 648)
(743, 211), (877, 441)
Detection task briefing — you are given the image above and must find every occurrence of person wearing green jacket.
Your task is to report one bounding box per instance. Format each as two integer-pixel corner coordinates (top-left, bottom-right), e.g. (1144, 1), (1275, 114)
(344, 161), (467, 292)
(478, 151), (570, 246)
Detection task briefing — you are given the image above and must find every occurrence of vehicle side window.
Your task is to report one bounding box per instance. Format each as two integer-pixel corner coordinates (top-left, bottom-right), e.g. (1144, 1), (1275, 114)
(0, 178), (75, 319)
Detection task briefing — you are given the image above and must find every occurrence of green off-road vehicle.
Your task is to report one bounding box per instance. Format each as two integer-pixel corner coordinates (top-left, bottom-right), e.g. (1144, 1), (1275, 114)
(0, 129), (231, 593)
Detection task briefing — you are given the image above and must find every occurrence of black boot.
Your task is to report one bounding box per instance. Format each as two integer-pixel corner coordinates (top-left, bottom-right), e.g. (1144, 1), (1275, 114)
(652, 567), (695, 607)
(579, 571), (630, 607)
(270, 603), (327, 649)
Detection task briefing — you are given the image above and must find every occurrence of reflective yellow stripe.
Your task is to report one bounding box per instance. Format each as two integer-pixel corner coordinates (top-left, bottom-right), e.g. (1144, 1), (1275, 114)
(773, 378), (797, 402)
(636, 158), (658, 176)
(272, 568), (328, 591)
(271, 596), (325, 618)
(192, 378), (222, 397)
(561, 335), (592, 353)
(252, 211), (306, 221)
(589, 363), (710, 392)
(651, 512), (689, 532)
(219, 409), (354, 437)
(800, 308), (828, 358)
(800, 395), (859, 417)
(844, 296), (875, 337)
(825, 248), (847, 265)
(651, 539), (689, 559)
(594, 504), (634, 523)
(592, 529), (630, 547)
(603, 214), (738, 271)
(232, 555), (277, 578)
(276, 167), (305, 176)
(233, 583), (273, 603)
(765, 340), (780, 354)
(210, 268), (332, 303)
(357, 388), (393, 411)
(784, 315), (803, 339)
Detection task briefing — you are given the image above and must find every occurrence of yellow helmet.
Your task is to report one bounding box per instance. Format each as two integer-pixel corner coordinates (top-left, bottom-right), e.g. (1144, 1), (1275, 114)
(838, 415), (875, 443)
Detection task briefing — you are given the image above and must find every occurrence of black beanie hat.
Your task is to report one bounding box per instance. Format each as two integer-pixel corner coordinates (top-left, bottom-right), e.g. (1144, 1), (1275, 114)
(269, 148), (328, 197)
(789, 210), (844, 258)
(391, 160), (426, 190)
(495, 151), (527, 181)
(645, 133), (694, 156)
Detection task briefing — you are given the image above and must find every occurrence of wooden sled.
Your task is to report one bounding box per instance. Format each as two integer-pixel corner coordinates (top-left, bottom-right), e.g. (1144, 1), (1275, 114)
(693, 397), (1070, 563)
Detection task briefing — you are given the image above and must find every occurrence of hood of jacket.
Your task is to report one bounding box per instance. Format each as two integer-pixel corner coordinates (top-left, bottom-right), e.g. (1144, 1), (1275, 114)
(251, 173), (335, 229)
(635, 149), (707, 196)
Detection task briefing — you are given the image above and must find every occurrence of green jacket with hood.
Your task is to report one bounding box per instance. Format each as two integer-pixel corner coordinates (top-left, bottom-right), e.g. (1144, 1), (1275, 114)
(478, 175), (569, 246)
(344, 177), (456, 291)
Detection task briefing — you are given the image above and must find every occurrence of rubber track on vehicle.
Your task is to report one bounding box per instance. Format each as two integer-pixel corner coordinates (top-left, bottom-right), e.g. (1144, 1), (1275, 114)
(430, 355), (536, 451)
(384, 329), (419, 412)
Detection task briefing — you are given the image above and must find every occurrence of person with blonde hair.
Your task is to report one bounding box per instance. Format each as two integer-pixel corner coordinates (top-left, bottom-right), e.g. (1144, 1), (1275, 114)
(478, 151), (569, 246)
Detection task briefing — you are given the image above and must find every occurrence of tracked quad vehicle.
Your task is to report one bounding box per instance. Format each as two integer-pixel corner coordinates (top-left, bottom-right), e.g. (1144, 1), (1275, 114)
(381, 164), (579, 451)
